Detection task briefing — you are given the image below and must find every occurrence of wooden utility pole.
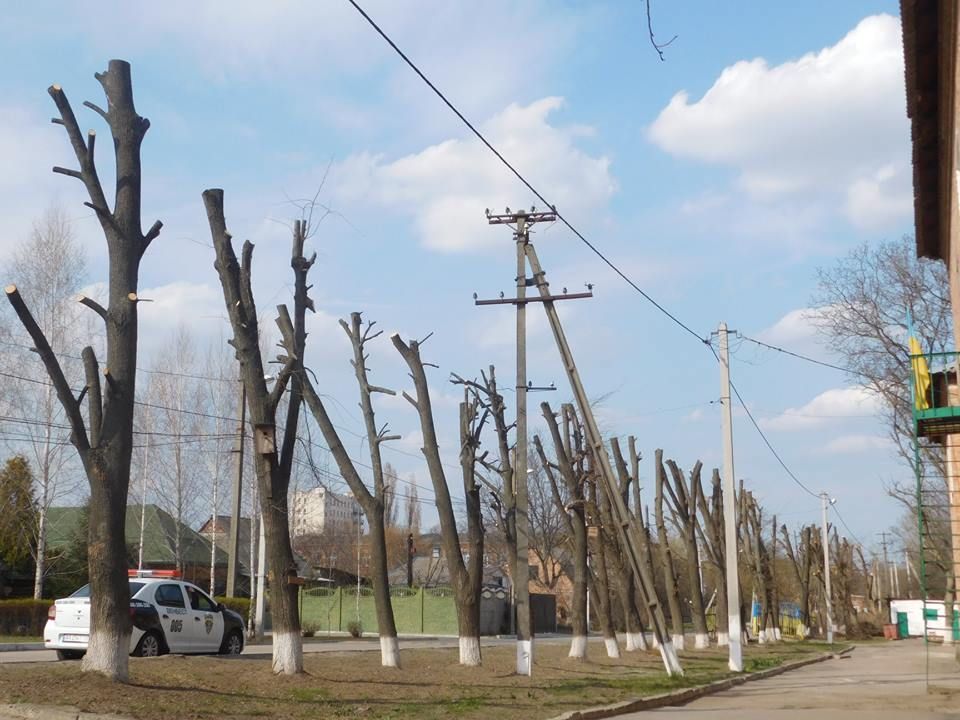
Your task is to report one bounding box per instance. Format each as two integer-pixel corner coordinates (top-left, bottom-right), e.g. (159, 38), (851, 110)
(717, 323), (744, 670)
(476, 214), (683, 676)
(226, 380), (245, 598)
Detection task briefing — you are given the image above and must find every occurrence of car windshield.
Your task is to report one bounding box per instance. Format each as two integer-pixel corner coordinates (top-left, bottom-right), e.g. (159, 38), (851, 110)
(68, 581), (146, 599)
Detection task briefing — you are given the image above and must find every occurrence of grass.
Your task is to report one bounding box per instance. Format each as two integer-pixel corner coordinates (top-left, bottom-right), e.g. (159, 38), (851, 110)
(0, 639), (830, 720)
(0, 635), (41, 644)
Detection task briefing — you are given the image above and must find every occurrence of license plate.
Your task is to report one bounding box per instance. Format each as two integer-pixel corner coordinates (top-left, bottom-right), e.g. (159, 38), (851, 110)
(61, 634), (87, 643)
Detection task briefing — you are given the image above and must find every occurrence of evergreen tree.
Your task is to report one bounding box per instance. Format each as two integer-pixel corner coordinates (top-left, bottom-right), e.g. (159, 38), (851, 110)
(0, 456), (37, 568)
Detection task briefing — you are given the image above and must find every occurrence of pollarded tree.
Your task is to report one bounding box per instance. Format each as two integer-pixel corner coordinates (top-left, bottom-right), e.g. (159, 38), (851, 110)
(696, 469), (730, 646)
(203, 190), (311, 674)
(300, 312), (402, 667)
(654, 450), (685, 650)
(392, 334), (486, 666)
(5, 60), (162, 681)
(536, 402), (588, 659)
(662, 458), (710, 649)
(780, 524), (815, 638)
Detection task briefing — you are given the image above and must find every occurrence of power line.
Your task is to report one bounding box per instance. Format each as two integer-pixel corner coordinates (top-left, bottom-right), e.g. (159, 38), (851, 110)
(707, 342), (819, 499)
(346, 0), (708, 345)
(736, 334), (855, 375)
(831, 501), (865, 548)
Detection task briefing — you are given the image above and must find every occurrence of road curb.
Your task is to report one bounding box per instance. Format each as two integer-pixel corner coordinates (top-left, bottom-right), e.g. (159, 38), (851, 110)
(547, 644), (855, 720)
(0, 704), (133, 720)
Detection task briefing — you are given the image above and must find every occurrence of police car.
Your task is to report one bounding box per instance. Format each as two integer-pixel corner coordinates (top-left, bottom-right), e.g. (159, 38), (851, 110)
(44, 570), (246, 660)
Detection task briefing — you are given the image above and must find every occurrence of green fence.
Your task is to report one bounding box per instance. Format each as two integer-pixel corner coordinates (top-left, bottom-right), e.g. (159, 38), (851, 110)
(300, 585), (458, 635)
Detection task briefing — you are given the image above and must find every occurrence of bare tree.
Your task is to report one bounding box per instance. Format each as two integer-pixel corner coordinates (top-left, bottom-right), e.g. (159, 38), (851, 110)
(453, 366), (515, 603)
(536, 402), (588, 659)
(696, 469), (729, 645)
(741, 491), (777, 643)
(147, 326), (202, 572)
(5, 60), (162, 681)
(654, 450), (685, 649)
(608, 436), (649, 652)
(3, 205), (87, 599)
(300, 312), (402, 667)
(383, 462), (400, 528)
(780, 525), (817, 637)
(203, 191), (312, 674)
(586, 467), (620, 658)
(392, 334), (485, 665)
(662, 458), (710, 648)
(404, 475), (421, 533)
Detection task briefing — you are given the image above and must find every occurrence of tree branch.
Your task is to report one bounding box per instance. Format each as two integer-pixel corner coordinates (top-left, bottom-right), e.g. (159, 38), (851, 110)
(5, 285), (89, 451)
(82, 346), (103, 448)
(77, 294), (108, 324)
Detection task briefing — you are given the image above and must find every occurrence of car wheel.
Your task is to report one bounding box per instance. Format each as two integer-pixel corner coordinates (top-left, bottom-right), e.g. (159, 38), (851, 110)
(55, 649), (84, 661)
(134, 631), (162, 658)
(220, 630), (243, 656)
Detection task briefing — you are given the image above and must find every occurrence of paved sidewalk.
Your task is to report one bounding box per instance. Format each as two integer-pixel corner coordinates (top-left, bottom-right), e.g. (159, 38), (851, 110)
(617, 640), (960, 719)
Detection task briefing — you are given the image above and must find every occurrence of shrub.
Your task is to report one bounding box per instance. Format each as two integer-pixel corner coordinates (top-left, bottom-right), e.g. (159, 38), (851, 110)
(0, 599), (52, 636)
(301, 621), (319, 638)
(215, 596), (251, 618)
(347, 620), (363, 638)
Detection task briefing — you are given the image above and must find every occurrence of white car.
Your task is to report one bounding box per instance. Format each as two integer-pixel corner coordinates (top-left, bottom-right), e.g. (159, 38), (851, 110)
(44, 571), (246, 660)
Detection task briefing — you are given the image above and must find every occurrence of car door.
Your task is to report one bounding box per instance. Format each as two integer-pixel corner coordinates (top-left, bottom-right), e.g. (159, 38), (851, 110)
(185, 584), (224, 653)
(153, 583), (191, 652)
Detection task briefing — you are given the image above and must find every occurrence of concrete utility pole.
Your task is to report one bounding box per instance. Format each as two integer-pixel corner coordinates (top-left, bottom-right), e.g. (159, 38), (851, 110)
(717, 323), (743, 672)
(482, 208), (568, 675)
(226, 380), (246, 598)
(490, 224), (682, 675)
(514, 211), (531, 676)
(820, 492), (834, 644)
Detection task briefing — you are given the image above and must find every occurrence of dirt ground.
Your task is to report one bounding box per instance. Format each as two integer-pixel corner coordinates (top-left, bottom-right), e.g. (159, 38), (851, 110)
(0, 640), (827, 720)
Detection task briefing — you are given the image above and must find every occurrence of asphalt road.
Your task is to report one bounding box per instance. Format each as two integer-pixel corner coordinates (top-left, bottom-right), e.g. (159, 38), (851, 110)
(619, 639), (960, 719)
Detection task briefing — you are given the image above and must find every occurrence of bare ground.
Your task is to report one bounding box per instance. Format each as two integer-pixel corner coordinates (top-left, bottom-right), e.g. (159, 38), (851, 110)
(0, 640), (828, 720)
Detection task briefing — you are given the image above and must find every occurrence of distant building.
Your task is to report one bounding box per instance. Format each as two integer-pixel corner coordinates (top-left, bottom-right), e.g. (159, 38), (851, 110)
(45, 504), (246, 594)
(291, 487), (361, 537)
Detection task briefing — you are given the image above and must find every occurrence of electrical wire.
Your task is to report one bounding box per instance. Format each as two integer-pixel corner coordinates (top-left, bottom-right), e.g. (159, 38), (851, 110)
(830, 501), (865, 549)
(346, 0), (708, 346)
(736, 334), (856, 375)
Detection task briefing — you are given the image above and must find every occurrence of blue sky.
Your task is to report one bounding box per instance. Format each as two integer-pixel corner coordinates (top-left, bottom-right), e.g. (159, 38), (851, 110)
(0, 1), (912, 552)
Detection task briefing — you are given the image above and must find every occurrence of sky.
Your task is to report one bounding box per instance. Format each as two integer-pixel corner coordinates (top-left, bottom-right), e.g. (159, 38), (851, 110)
(0, 0), (914, 555)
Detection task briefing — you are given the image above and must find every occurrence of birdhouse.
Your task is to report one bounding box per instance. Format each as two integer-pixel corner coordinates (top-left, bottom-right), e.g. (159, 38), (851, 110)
(587, 525), (599, 540)
(254, 424), (276, 455)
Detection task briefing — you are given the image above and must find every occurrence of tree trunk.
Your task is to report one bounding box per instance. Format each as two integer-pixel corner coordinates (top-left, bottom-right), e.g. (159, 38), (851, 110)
(368, 505), (400, 667)
(654, 451), (685, 649)
(392, 335), (484, 667)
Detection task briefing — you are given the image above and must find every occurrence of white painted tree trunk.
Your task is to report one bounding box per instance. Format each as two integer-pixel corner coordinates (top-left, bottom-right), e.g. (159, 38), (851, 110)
(604, 636), (621, 658)
(672, 633), (685, 651)
(272, 631), (304, 675)
(381, 635), (401, 668)
(659, 639), (684, 676)
(717, 631), (729, 647)
(516, 639), (532, 675)
(459, 636), (481, 666)
(774, 627), (782, 641)
(82, 628), (129, 682)
(758, 628), (767, 644)
(694, 632), (710, 649)
(799, 623), (809, 638)
(624, 631), (647, 651)
(650, 632), (659, 648)
(568, 635), (588, 659)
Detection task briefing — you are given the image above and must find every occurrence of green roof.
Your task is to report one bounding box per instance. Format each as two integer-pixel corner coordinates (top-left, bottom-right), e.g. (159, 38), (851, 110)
(45, 504), (232, 567)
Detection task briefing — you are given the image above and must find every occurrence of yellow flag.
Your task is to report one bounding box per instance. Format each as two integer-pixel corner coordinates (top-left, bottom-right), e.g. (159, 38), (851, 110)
(910, 336), (931, 410)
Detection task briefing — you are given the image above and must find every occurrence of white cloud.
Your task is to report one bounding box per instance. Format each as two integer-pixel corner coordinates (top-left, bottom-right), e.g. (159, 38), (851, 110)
(648, 14), (910, 231)
(332, 97), (616, 252)
(823, 433), (890, 454)
(761, 385), (881, 431)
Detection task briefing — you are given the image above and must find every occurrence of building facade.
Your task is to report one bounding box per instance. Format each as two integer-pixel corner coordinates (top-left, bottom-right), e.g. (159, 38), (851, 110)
(291, 486), (361, 537)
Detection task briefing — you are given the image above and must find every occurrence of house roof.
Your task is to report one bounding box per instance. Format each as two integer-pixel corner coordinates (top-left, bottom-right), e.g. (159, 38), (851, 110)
(46, 504), (244, 570)
(900, 0), (959, 261)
